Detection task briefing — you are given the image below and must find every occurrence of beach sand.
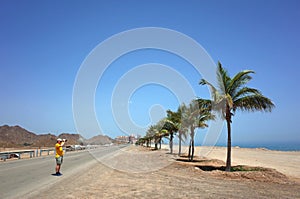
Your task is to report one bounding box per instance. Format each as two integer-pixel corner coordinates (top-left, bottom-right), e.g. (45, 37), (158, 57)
(29, 145), (300, 199)
(175, 145), (300, 180)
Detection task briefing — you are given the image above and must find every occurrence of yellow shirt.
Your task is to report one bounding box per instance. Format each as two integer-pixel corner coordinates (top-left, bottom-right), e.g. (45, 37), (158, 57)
(55, 143), (64, 158)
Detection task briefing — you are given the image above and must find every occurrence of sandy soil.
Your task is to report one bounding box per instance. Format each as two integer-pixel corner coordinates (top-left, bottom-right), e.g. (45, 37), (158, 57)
(29, 145), (300, 199)
(185, 145), (300, 180)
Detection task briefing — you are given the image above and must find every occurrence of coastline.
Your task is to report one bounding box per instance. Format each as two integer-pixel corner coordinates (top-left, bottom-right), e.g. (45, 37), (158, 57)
(209, 143), (300, 152)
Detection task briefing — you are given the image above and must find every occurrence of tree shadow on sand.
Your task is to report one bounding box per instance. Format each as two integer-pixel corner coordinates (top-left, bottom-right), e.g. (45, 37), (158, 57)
(195, 165), (267, 172)
(176, 156), (292, 184)
(177, 156), (268, 172)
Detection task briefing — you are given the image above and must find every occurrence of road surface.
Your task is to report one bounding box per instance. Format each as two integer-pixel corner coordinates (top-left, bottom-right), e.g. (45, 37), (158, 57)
(0, 145), (126, 199)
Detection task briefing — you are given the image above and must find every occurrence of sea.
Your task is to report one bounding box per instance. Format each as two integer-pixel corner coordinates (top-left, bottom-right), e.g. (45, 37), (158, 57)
(200, 142), (300, 151)
(168, 137), (300, 151)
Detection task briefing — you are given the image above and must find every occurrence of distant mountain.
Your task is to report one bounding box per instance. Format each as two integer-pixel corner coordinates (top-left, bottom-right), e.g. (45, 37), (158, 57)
(0, 125), (37, 147)
(58, 133), (85, 145)
(0, 125), (114, 148)
(86, 134), (113, 145)
(34, 133), (57, 147)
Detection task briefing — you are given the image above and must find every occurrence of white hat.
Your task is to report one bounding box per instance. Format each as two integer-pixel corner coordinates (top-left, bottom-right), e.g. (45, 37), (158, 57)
(57, 138), (62, 142)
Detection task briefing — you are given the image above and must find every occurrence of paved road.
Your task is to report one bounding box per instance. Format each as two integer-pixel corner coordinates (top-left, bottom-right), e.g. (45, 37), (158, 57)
(0, 145), (127, 199)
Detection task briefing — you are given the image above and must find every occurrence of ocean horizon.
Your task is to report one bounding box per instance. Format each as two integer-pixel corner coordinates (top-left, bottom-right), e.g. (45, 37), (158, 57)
(197, 142), (300, 152)
(165, 138), (300, 152)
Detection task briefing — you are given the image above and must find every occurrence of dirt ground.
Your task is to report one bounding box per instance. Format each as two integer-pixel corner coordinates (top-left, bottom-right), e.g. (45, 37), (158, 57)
(29, 146), (300, 199)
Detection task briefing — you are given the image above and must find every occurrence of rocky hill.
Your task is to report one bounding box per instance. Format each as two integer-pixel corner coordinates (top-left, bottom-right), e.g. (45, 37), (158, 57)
(86, 134), (114, 145)
(58, 133), (87, 145)
(33, 133), (57, 147)
(0, 125), (38, 147)
(0, 125), (113, 148)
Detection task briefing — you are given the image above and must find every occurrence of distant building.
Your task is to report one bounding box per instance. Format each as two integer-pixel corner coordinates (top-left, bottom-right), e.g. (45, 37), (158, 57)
(114, 136), (129, 144)
(128, 134), (138, 144)
(115, 134), (139, 144)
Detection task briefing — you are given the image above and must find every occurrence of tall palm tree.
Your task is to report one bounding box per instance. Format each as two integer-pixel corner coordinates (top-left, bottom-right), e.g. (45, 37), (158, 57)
(200, 62), (275, 171)
(182, 100), (214, 161)
(145, 126), (156, 148)
(158, 129), (169, 149)
(166, 107), (186, 155)
(144, 120), (169, 150)
(153, 120), (168, 150)
(177, 125), (189, 156)
(162, 118), (178, 154)
(147, 125), (158, 149)
(176, 104), (189, 156)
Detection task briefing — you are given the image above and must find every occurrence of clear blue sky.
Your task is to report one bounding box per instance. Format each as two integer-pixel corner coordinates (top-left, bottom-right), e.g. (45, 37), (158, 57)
(1, 0), (299, 146)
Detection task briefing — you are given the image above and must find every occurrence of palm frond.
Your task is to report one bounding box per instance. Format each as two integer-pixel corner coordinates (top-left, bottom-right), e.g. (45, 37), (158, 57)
(233, 95), (275, 112)
(196, 98), (212, 110)
(232, 87), (262, 101)
(228, 70), (255, 96)
(200, 78), (222, 102)
(217, 62), (231, 94)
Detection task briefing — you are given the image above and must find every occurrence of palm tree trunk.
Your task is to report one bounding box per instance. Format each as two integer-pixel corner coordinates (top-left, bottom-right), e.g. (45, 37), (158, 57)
(188, 127), (194, 161)
(188, 140), (192, 161)
(191, 129), (195, 161)
(191, 138), (195, 161)
(159, 138), (162, 149)
(178, 132), (182, 156)
(225, 107), (232, 172)
(169, 132), (173, 154)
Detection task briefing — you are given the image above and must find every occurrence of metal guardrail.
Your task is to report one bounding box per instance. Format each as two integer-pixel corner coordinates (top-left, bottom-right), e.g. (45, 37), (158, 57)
(0, 150), (35, 161)
(39, 149), (55, 156)
(0, 148), (60, 161)
(0, 145), (101, 161)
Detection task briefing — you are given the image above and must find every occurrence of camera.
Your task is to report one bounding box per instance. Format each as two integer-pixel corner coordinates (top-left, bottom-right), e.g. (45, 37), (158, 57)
(63, 139), (67, 142)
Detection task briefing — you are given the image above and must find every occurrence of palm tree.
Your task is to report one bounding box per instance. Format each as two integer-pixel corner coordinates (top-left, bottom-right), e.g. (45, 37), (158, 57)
(182, 100), (214, 161)
(175, 104), (189, 156)
(147, 125), (157, 149)
(153, 121), (168, 150)
(153, 131), (161, 150)
(171, 103), (191, 156)
(144, 120), (169, 150)
(145, 126), (156, 148)
(162, 118), (178, 154)
(166, 107), (186, 155)
(177, 125), (189, 156)
(200, 62), (275, 171)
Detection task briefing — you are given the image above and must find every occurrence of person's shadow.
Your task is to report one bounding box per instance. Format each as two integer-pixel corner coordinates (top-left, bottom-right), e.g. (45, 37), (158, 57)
(51, 173), (63, 176)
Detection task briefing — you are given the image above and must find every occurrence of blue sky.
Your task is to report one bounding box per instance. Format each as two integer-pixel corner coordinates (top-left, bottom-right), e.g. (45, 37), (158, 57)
(1, 0), (300, 146)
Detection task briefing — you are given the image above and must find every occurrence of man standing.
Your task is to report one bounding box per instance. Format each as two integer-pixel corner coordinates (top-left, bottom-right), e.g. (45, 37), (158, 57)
(55, 138), (66, 176)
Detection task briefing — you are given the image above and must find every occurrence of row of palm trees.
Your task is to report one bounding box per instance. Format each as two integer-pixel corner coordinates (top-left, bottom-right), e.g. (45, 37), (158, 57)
(136, 62), (275, 171)
(136, 99), (213, 161)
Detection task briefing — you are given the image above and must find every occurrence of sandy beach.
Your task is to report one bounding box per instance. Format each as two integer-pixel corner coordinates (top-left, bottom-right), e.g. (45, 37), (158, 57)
(27, 145), (300, 199)
(174, 145), (300, 180)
